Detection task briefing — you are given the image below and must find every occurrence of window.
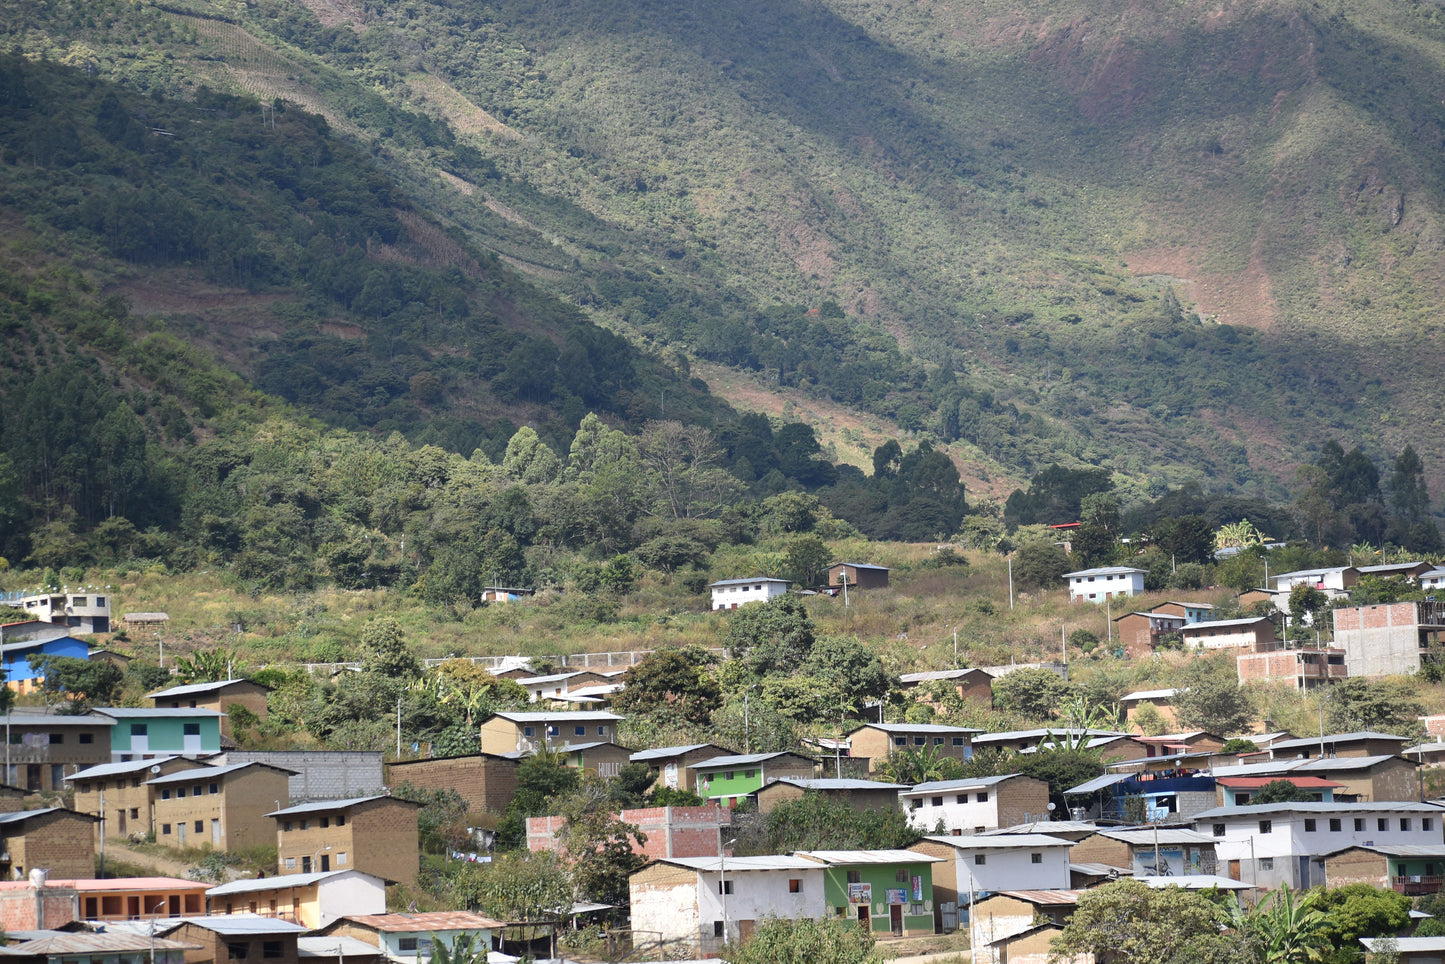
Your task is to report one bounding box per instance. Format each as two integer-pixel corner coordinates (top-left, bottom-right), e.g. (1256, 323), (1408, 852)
(1379, 818), (1390, 832)
(1427, 819), (1435, 832)
(1258, 820), (1272, 833)
(183, 723), (200, 736)
(162, 823), (172, 835)
(398, 939), (418, 953)
(96, 596), (106, 606)
(79, 783), (91, 794)
(745, 770), (756, 779)
(523, 727), (535, 737)
(337, 815), (345, 827)
(194, 785), (204, 796)
(320, 818), (329, 829)
(597, 726), (606, 736)
(953, 738), (966, 746)
(195, 820), (204, 833)
(300, 820), (310, 830)
(130, 808), (139, 819)
(933, 738), (944, 746)
(956, 795), (967, 805)
(913, 737), (926, 746)
(931, 797), (944, 807)
(283, 821), (293, 832)
(336, 852), (348, 866)
(49, 733), (63, 745)
(546, 725), (559, 737)
(976, 792), (989, 803)
(788, 879), (803, 893)
(1259, 858), (1274, 870)
(847, 870), (862, 884)
(725, 771), (735, 781)
(1212, 824), (1225, 837)
(893, 737), (907, 747)
(5, 732), (16, 745)
(228, 944), (248, 960)
(209, 783), (219, 794)
(1355, 819), (1365, 831)
(132, 724), (147, 736)
(574, 726), (586, 736)
(177, 787), (186, 798)
(1329, 819), (1341, 832)
(1304, 819), (1316, 832)
(717, 880), (733, 895)
(974, 854), (986, 866)
(162, 789), (172, 800)
(714, 922), (725, 937)
(284, 858), (296, 869)
(896, 869), (909, 883)
(262, 943), (281, 959)
(1401, 818), (1412, 831)
(909, 799), (921, 810)
(79, 733), (93, 744)
(1031, 853), (1043, 864)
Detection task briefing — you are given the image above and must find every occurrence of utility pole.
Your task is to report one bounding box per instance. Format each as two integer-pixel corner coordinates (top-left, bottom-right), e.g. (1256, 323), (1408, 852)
(396, 697), (402, 758)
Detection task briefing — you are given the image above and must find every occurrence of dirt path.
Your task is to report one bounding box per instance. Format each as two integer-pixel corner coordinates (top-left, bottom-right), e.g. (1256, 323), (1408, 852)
(100, 839), (195, 878)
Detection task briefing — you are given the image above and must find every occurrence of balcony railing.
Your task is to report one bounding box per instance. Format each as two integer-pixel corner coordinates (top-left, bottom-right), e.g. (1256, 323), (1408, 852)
(1392, 875), (1445, 896)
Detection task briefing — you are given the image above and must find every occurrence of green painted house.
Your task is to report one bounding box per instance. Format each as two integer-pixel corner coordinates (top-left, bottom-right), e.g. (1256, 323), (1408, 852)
(797, 849), (941, 937)
(93, 708), (224, 760)
(688, 751), (815, 807)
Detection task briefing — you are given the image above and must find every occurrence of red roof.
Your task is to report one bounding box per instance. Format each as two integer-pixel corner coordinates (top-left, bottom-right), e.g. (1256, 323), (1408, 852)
(1215, 777), (1344, 789)
(0, 877), (209, 892)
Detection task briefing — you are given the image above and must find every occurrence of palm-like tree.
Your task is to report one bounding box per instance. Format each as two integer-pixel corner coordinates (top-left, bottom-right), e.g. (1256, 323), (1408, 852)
(1249, 886), (1331, 964)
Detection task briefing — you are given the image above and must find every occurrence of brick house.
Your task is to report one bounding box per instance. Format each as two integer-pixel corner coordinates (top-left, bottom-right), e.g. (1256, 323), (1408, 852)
(1236, 645), (1346, 689)
(1112, 612), (1186, 655)
(900, 774), (1051, 835)
(969, 891), (1082, 964)
(386, 754), (518, 815)
(148, 679), (272, 736)
(269, 795), (421, 885)
(1334, 601), (1445, 677)
(1323, 844), (1445, 895)
(152, 914), (307, 964)
(0, 876), (210, 925)
(514, 671), (614, 704)
(1180, 616), (1279, 650)
(149, 762), (296, 852)
(477, 711), (622, 755)
(629, 744), (730, 794)
(0, 711), (113, 792)
(897, 669), (995, 709)
(1068, 828), (1219, 876)
(68, 756), (209, 841)
(207, 870), (389, 928)
(560, 741), (634, 779)
(0, 808), (98, 880)
(527, 805), (728, 860)
(1150, 601), (1216, 623)
(824, 563), (891, 591)
(755, 777), (909, 813)
(1119, 689), (1179, 731)
(319, 911), (507, 963)
(844, 723), (979, 774)
(1267, 732), (1412, 760)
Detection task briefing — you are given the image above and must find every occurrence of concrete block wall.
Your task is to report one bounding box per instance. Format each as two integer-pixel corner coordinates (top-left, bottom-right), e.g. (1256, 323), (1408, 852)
(223, 751), (385, 802)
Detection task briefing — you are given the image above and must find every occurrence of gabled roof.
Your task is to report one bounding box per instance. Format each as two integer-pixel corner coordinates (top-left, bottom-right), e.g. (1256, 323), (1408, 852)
(829, 562), (890, 571)
(629, 743), (722, 762)
(266, 795), (417, 817)
(764, 777), (908, 792)
(10, 934), (201, 955)
(1179, 616), (1275, 631)
(1091, 828), (1218, 846)
(973, 727), (1126, 744)
(0, 807), (95, 826)
(689, 751), (813, 770)
(795, 849), (942, 865)
(1121, 687), (1181, 702)
(897, 669), (993, 684)
(983, 890), (1083, 906)
(147, 762), (297, 786)
(207, 870), (383, 896)
(1062, 567), (1147, 578)
(847, 722), (982, 736)
(646, 855), (819, 872)
(1215, 776), (1343, 789)
(902, 773), (1028, 795)
(925, 833), (1073, 850)
(0, 711), (114, 727)
(93, 707), (226, 719)
(707, 577), (790, 588)
(1322, 844), (1445, 859)
(491, 711), (622, 723)
(1269, 731), (1410, 751)
(67, 756), (190, 781)
(148, 679), (271, 699)
(152, 915), (309, 936)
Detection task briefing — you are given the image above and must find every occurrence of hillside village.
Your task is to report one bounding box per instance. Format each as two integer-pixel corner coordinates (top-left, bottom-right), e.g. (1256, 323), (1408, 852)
(2, 549), (1445, 964)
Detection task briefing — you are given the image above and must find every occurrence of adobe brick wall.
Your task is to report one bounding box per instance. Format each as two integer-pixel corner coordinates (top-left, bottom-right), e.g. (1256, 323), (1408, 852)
(276, 798), (419, 884)
(1324, 850), (1388, 889)
(908, 839), (958, 922)
(0, 886), (78, 930)
(74, 759), (206, 841)
(996, 777), (1050, 828)
(387, 755), (518, 814)
(1066, 836), (1130, 868)
(154, 766), (289, 852)
(528, 806), (725, 860)
(170, 923), (299, 964)
(7, 810), (95, 879)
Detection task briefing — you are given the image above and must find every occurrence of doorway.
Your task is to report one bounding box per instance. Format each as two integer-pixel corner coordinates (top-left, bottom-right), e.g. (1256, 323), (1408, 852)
(857, 906), (870, 930)
(889, 905), (903, 936)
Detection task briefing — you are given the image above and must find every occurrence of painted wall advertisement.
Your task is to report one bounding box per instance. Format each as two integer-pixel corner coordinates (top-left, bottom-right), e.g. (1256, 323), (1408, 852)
(886, 888), (908, 905)
(848, 882), (872, 905)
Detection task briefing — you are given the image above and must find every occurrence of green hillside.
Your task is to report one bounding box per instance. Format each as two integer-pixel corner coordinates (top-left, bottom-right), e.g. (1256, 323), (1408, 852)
(3, 0), (1445, 501)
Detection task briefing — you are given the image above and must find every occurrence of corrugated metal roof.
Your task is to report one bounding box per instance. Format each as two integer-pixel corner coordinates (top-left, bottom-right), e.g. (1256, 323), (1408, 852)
(1193, 800), (1445, 819)
(1214, 777), (1343, 788)
(989, 890), (1083, 905)
(795, 849), (942, 865)
(1065, 773), (1134, 794)
(849, 723), (983, 735)
(1096, 828), (1218, 845)
(928, 834), (1074, 849)
(1294, 755), (1403, 772)
(977, 821), (1098, 836)
(1327, 844), (1445, 858)
(94, 708), (225, 718)
(630, 744), (718, 762)
(973, 728), (1127, 743)
(1361, 938), (1445, 952)
(148, 762), (297, 785)
(1069, 862), (1133, 876)
(339, 912), (505, 931)
(493, 711), (621, 722)
(707, 577), (790, 587)
(1138, 875), (1251, 890)
(266, 795), (408, 817)
(164, 915), (309, 935)
(1121, 688), (1180, 701)
(67, 756), (188, 781)
(767, 777), (907, 791)
(898, 669), (988, 683)
(1270, 732), (1410, 750)
(297, 937), (381, 958)
(689, 751), (810, 769)
(0, 712), (114, 726)
(11, 934), (201, 954)
(653, 856), (819, 872)
(904, 774), (1024, 794)
(208, 871), (345, 895)
(148, 680), (268, 699)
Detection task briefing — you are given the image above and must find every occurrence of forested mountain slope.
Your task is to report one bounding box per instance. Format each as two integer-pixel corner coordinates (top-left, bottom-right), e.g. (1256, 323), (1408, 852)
(4, 0), (1445, 501)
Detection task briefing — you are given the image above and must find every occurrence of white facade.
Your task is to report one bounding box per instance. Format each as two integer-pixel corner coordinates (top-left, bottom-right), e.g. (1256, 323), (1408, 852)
(630, 857), (823, 956)
(709, 578), (791, 611)
(1193, 802), (1445, 890)
(927, 834), (1073, 896)
(900, 775), (1045, 835)
(10, 590), (112, 633)
(1062, 568), (1146, 603)
(207, 870), (387, 929)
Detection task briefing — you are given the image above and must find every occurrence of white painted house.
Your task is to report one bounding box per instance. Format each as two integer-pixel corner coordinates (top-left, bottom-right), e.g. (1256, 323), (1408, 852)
(629, 855), (823, 957)
(207, 869), (387, 929)
(1192, 801), (1445, 890)
(899, 774), (1051, 835)
(708, 577), (791, 611)
(920, 833), (1074, 896)
(1062, 567), (1147, 603)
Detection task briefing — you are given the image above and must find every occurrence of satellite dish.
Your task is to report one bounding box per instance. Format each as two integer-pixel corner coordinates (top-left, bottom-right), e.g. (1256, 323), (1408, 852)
(150, 765), (162, 774)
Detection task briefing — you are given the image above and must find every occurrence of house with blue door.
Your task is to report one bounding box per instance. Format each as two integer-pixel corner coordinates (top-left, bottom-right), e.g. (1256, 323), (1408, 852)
(1, 635), (89, 694)
(93, 707), (224, 761)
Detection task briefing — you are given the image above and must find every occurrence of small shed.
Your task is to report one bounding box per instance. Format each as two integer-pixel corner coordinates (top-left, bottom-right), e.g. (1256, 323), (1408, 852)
(825, 563), (891, 591)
